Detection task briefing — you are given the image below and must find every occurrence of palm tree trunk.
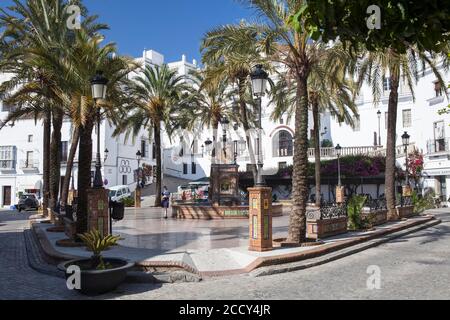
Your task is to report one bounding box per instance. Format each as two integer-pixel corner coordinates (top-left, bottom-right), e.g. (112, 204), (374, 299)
(238, 78), (257, 182)
(312, 101), (321, 207)
(42, 110), (51, 215)
(154, 124), (162, 207)
(76, 121), (94, 234)
(60, 127), (80, 210)
(287, 68), (309, 243)
(49, 108), (63, 210)
(386, 65), (400, 219)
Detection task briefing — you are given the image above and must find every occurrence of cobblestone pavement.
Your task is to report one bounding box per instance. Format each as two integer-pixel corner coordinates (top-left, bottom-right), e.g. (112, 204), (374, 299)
(1, 209), (449, 300)
(0, 211), (81, 300)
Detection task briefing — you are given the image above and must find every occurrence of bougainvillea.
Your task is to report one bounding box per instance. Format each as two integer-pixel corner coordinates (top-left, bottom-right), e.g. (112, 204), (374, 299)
(407, 150), (424, 182)
(276, 155), (392, 178)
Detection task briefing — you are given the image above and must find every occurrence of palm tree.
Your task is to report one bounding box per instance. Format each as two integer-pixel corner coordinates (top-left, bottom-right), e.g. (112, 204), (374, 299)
(354, 47), (448, 219)
(114, 64), (188, 207)
(0, 0), (108, 212)
(65, 31), (137, 233)
(270, 42), (358, 207)
(233, 0), (352, 243)
(201, 22), (262, 181)
(182, 68), (238, 165)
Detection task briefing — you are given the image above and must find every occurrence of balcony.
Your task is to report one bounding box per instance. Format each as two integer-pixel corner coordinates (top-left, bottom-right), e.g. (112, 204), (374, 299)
(308, 146), (383, 160)
(0, 160), (16, 172)
(427, 139), (450, 156)
(20, 159), (39, 172)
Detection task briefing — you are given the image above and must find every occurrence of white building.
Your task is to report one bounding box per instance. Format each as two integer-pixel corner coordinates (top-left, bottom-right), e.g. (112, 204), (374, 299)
(2, 48), (450, 207)
(0, 50), (196, 208)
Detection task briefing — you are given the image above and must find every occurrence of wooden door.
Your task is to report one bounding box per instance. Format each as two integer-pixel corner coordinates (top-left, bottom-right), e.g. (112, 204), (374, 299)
(3, 186), (11, 206)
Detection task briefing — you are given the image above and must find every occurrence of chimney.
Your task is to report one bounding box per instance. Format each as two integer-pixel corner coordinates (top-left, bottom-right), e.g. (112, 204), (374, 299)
(182, 54), (186, 62)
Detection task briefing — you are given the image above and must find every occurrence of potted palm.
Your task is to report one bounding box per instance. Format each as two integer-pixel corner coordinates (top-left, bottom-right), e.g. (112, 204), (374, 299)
(58, 229), (134, 295)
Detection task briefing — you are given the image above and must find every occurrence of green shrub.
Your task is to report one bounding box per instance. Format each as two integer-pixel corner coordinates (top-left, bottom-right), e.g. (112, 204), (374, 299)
(412, 191), (435, 214)
(122, 197), (135, 207)
(348, 195), (368, 230)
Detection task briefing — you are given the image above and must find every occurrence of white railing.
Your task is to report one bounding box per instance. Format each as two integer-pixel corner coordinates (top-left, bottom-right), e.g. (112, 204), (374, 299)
(308, 146), (383, 159)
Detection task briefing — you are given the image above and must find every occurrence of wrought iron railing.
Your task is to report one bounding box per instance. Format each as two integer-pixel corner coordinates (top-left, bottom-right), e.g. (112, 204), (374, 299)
(307, 202), (348, 221)
(0, 159), (15, 170)
(364, 198), (387, 212)
(426, 138), (450, 154)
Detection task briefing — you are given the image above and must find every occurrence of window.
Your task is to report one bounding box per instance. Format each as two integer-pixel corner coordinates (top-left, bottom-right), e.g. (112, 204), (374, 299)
(434, 80), (443, 97)
(152, 143), (156, 159)
(273, 130), (293, 157)
(192, 139), (198, 154)
(278, 162), (287, 170)
(402, 109), (412, 128)
(59, 141), (68, 162)
(383, 77), (390, 92)
(183, 163), (188, 175)
(122, 175), (127, 185)
(26, 151), (33, 167)
(28, 135), (33, 143)
(246, 164), (253, 172)
(141, 140), (147, 158)
(353, 116), (361, 132)
(191, 162), (196, 174)
(0, 146), (15, 170)
(279, 117), (284, 125)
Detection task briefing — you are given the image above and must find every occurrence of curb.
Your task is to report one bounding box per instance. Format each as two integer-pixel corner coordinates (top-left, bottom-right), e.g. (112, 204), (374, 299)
(30, 215), (438, 280)
(250, 218), (441, 277)
(197, 215), (439, 278)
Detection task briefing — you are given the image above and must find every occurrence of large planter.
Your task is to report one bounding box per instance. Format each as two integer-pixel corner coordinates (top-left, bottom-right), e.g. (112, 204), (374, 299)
(307, 217), (348, 240)
(58, 258), (134, 295)
(361, 209), (388, 227)
(396, 205), (415, 219)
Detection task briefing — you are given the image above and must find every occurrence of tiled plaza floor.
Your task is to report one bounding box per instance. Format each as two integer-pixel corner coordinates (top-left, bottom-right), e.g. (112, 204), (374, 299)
(114, 207), (291, 251)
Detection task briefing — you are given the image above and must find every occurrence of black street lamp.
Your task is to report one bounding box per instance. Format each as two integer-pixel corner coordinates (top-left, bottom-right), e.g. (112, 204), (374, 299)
(336, 144), (342, 186)
(104, 148), (109, 163)
(90, 71), (109, 189)
(136, 150), (142, 185)
(377, 110), (382, 146)
(402, 131), (410, 185)
(250, 64), (269, 186)
(221, 116), (230, 162)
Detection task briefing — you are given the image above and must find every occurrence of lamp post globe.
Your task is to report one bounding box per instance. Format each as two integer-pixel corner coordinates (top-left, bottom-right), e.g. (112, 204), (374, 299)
(90, 71), (109, 189)
(250, 64), (269, 97)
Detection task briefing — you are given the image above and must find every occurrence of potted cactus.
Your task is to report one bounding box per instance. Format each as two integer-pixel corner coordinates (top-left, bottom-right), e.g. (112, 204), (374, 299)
(58, 229), (134, 295)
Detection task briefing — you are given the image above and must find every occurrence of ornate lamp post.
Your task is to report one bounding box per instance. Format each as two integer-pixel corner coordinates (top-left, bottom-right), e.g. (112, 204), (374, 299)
(135, 150), (142, 208)
(377, 110), (382, 146)
(250, 64), (269, 187)
(90, 71), (109, 189)
(248, 65), (272, 252)
(221, 116), (230, 162)
(402, 131), (411, 191)
(336, 144), (342, 186)
(335, 144), (344, 203)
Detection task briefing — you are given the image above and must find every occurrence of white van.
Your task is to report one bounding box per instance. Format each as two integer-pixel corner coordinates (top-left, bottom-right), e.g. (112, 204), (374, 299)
(108, 185), (132, 203)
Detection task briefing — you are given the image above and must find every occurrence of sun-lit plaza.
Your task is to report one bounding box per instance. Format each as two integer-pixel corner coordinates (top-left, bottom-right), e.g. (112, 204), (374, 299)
(0, 0), (450, 305)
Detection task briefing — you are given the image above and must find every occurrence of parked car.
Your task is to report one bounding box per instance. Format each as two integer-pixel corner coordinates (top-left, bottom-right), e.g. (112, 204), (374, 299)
(17, 193), (40, 212)
(108, 185), (132, 203)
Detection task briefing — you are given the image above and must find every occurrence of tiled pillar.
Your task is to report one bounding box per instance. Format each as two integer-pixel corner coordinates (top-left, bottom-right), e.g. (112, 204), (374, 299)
(135, 187), (142, 208)
(248, 187), (273, 252)
(87, 188), (109, 236)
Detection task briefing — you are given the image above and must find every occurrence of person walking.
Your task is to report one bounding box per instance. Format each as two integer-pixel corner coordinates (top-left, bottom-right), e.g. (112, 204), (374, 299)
(161, 186), (171, 219)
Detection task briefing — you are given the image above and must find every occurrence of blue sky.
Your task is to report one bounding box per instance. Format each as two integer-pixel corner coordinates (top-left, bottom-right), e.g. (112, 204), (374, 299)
(83, 0), (254, 63)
